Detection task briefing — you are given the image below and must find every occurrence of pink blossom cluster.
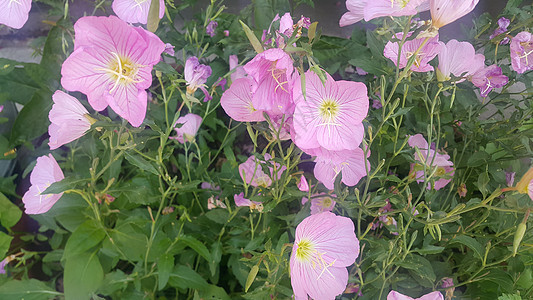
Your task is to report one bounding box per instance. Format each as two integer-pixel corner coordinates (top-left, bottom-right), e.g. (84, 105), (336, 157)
(222, 13), (370, 191)
(408, 134), (454, 190)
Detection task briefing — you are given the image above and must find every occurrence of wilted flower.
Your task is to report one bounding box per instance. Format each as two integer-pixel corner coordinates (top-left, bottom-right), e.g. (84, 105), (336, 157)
(162, 206), (174, 215)
(510, 31), (533, 74)
(243, 48), (295, 116)
(388, 290), (444, 300)
(206, 20), (218, 37)
(408, 134), (454, 190)
(292, 71), (368, 151)
(61, 16), (165, 127)
(470, 65), (508, 98)
(441, 277), (455, 300)
(234, 193), (263, 212)
(220, 78), (265, 122)
(112, 0), (164, 24)
(490, 17), (510, 44)
(170, 113), (202, 144)
(184, 56), (212, 100)
(48, 91), (94, 150)
(238, 154), (286, 188)
(290, 212), (360, 300)
(384, 32), (441, 73)
(208, 196), (227, 210)
(457, 183), (467, 197)
(22, 154), (65, 214)
(430, 0), (479, 29)
(503, 166), (533, 201)
(164, 43), (175, 56)
(436, 39), (485, 82)
(372, 99), (382, 109)
(0, 0), (31, 29)
(506, 171), (516, 187)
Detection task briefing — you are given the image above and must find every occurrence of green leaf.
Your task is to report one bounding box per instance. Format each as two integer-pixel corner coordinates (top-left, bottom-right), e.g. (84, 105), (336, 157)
(0, 67), (40, 105)
(412, 245), (445, 255)
(196, 284), (231, 300)
(10, 89), (53, 145)
(498, 293), (522, 300)
(0, 279), (61, 300)
(63, 252), (104, 300)
(158, 253), (174, 290)
(239, 20), (264, 54)
(168, 264), (209, 290)
(124, 152), (159, 175)
(450, 235), (484, 260)
(0, 231), (13, 259)
(395, 254), (436, 283)
(38, 19), (70, 90)
(63, 220), (106, 260)
(481, 269), (514, 293)
(178, 235), (211, 262)
(245, 265), (259, 292)
(0, 192), (21, 228)
(42, 177), (87, 195)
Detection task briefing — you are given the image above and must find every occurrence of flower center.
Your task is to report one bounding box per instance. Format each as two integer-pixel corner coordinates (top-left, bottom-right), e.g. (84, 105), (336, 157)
(270, 63), (289, 93)
(295, 238), (315, 262)
(319, 99), (339, 124)
(319, 197), (332, 208)
(391, 0), (410, 8)
(435, 166), (446, 176)
(97, 52), (144, 93)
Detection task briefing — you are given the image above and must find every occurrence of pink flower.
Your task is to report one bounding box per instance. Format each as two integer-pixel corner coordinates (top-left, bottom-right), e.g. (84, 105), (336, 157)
(0, 0), (31, 29)
(170, 113), (202, 143)
(238, 154), (286, 188)
(220, 78), (265, 122)
(164, 43), (175, 56)
(0, 258), (7, 274)
(234, 192), (263, 211)
(290, 212), (359, 300)
(408, 134), (454, 190)
(61, 16), (165, 127)
(436, 39), (485, 82)
(224, 30), (229, 36)
(313, 147), (369, 190)
(339, 0), (366, 27)
(184, 56), (212, 100)
(48, 91), (94, 150)
(364, 0), (429, 22)
(206, 20), (218, 37)
(309, 195), (336, 215)
(229, 55), (246, 82)
(430, 0), (479, 29)
(112, 0), (164, 24)
(22, 154), (65, 214)
(511, 31), (533, 74)
(490, 17), (510, 44)
(269, 114), (292, 140)
(292, 71), (368, 151)
(384, 32), (440, 73)
(470, 65), (508, 97)
(388, 290), (444, 300)
(243, 48), (295, 116)
(298, 175), (309, 192)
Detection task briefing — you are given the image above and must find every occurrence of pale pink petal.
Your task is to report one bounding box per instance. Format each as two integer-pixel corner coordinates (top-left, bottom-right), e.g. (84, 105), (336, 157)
(418, 291), (444, 300)
(23, 154), (65, 215)
(48, 91), (92, 150)
(339, 0), (366, 27)
(314, 159), (339, 190)
(437, 39), (483, 82)
(229, 55), (246, 81)
(430, 0), (479, 28)
(364, 0), (428, 21)
(171, 113), (202, 143)
(279, 12), (293, 35)
(106, 84), (147, 127)
(220, 78), (265, 122)
(408, 134), (429, 149)
(0, 0), (31, 29)
(388, 290), (415, 300)
(234, 192), (252, 207)
(298, 175), (309, 192)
